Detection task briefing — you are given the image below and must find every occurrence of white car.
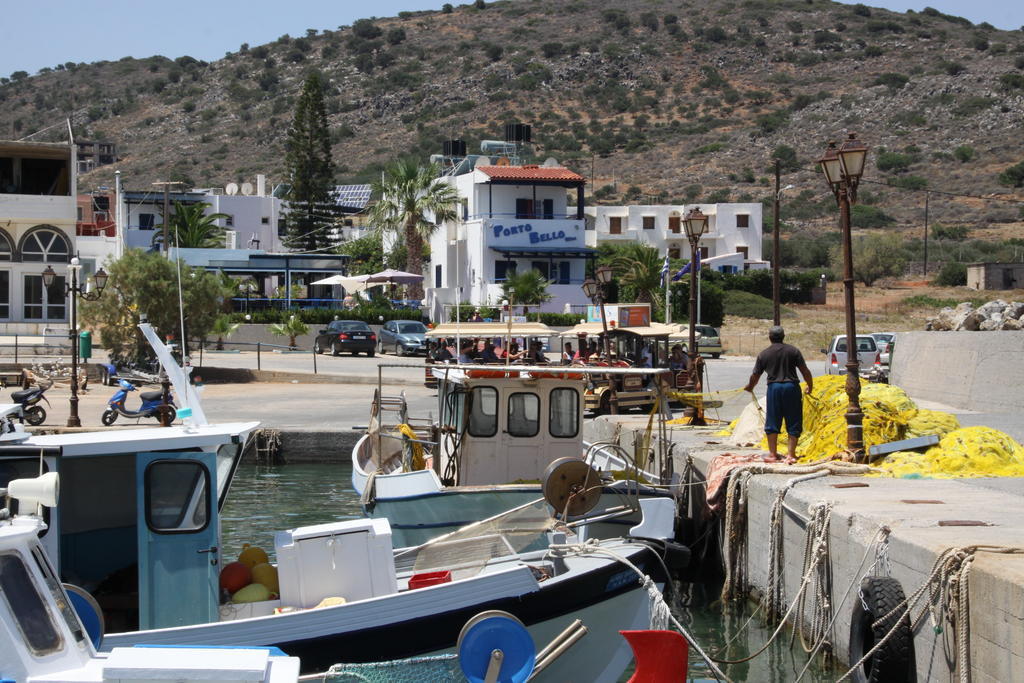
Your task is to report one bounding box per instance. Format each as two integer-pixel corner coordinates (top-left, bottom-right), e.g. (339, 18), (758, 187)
(869, 332), (895, 366)
(822, 334), (881, 376)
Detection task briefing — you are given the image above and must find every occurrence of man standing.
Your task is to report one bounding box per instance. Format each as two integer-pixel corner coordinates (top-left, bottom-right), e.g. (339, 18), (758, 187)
(743, 326), (813, 464)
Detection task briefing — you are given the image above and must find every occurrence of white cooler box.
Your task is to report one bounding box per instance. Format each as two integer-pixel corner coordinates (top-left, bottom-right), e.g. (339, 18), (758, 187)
(274, 518), (397, 609)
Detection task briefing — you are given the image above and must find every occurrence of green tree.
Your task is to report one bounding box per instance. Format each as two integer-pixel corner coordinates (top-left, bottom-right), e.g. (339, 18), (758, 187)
(610, 243), (664, 307)
(79, 249), (225, 363)
(829, 234), (905, 286)
(369, 160), (459, 299)
(933, 262), (967, 286)
(997, 160), (1024, 187)
(210, 315), (241, 350)
(268, 315), (310, 348)
(153, 201), (231, 249)
(283, 71), (338, 252)
(500, 270), (552, 313)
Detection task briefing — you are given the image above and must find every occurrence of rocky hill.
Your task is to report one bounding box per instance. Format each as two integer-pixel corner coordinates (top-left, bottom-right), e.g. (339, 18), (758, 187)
(2, 0), (1023, 236)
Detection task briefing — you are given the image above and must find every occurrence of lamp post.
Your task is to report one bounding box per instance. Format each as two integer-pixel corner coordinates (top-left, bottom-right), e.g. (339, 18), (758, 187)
(582, 264), (618, 414)
(683, 208), (708, 423)
(43, 258), (108, 427)
(818, 132), (869, 460)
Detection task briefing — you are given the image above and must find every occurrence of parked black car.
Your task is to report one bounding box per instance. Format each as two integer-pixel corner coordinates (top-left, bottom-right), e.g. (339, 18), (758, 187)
(313, 320), (376, 356)
(377, 320), (428, 356)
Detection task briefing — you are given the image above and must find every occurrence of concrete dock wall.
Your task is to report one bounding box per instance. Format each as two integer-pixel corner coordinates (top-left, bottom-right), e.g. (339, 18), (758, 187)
(586, 416), (1024, 681)
(891, 331), (1024, 412)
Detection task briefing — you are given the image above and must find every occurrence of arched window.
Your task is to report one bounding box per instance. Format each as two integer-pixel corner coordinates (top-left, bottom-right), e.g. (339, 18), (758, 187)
(0, 230), (12, 261)
(19, 226), (70, 263)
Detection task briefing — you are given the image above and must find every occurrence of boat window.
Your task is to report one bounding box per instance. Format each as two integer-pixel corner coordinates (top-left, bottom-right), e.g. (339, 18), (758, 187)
(145, 460), (210, 533)
(0, 551), (63, 656)
(549, 388), (579, 438)
(31, 546), (87, 646)
(468, 386), (498, 437)
(216, 442), (242, 509)
(441, 385), (466, 433)
(507, 392), (540, 438)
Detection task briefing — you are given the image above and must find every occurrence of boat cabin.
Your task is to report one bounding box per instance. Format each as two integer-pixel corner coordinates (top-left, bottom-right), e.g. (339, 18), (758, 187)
(436, 371), (583, 486)
(0, 422), (257, 634)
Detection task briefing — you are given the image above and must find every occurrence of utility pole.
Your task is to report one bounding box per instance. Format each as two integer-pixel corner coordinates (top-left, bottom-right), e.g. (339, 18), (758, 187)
(923, 190), (929, 279)
(772, 160), (781, 326)
(152, 181), (183, 255)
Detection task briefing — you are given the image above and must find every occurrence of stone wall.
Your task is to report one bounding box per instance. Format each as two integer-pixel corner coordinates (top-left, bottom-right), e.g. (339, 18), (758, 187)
(890, 330), (1024, 412)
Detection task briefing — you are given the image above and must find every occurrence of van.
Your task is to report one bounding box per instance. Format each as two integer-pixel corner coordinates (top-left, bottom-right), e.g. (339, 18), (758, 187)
(822, 335), (880, 376)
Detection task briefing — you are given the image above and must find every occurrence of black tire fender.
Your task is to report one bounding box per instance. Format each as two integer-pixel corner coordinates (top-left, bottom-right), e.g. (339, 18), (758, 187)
(848, 576), (916, 683)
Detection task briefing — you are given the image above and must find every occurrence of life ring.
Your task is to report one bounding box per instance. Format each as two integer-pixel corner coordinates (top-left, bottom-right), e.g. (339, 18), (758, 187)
(466, 369), (521, 379)
(848, 576), (915, 683)
(530, 371), (584, 380)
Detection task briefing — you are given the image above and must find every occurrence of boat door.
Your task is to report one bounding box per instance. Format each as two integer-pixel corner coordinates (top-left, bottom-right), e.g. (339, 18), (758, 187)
(499, 386), (546, 483)
(135, 451), (219, 630)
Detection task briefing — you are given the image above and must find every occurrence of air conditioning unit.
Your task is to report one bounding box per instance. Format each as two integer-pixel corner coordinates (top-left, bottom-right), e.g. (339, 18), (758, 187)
(225, 230), (237, 249)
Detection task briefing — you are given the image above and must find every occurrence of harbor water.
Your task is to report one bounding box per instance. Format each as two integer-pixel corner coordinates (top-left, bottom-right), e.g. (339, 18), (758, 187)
(221, 462), (837, 681)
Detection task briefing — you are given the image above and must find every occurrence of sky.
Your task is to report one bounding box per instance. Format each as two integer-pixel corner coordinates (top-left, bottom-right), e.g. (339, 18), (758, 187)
(3, 0), (1023, 78)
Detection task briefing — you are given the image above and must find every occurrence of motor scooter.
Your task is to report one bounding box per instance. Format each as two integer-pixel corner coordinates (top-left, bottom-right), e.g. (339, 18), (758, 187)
(101, 379), (176, 425)
(10, 379), (52, 426)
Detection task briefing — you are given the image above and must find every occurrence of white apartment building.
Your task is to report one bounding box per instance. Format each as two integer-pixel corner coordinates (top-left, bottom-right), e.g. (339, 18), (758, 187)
(584, 203), (768, 273)
(0, 140), (78, 333)
(427, 162), (592, 322)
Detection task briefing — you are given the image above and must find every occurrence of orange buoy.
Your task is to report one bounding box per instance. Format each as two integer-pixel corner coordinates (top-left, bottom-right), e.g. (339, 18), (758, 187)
(620, 630), (688, 682)
(219, 561), (252, 594)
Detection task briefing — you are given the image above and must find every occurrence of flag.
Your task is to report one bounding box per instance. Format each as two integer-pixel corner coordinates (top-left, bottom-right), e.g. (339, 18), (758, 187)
(660, 253), (670, 285)
(671, 251), (700, 281)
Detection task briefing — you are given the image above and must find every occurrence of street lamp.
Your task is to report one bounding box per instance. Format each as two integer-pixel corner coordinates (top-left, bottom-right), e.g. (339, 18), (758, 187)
(582, 264), (618, 414)
(683, 208), (708, 423)
(818, 132), (869, 460)
(43, 258), (108, 427)
(772, 159), (795, 326)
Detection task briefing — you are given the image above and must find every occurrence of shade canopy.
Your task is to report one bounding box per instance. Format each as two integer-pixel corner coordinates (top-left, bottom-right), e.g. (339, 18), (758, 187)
(310, 274), (384, 293)
(366, 269), (424, 285)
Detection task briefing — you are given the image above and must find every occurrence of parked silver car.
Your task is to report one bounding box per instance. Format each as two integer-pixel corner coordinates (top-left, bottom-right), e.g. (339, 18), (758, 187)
(869, 332), (895, 366)
(377, 320), (428, 356)
(822, 334), (881, 376)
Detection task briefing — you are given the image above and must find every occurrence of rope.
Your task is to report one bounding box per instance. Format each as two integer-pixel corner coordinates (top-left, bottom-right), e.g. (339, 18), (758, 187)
(394, 423), (424, 471)
(548, 539), (730, 682)
(793, 502), (834, 658)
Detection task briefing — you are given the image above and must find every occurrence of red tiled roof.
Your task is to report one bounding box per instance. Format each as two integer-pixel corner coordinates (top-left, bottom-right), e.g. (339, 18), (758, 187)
(477, 165), (585, 182)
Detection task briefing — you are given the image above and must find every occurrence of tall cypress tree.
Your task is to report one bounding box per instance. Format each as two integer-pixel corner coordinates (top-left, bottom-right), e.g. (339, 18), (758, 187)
(283, 71), (336, 252)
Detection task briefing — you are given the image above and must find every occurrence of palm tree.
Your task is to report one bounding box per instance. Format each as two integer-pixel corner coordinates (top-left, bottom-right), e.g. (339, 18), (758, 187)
(153, 201), (231, 249)
(210, 315), (241, 351)
(500, 270), (552, 315)
(268, 315), (310, 349)
(610, 243), (664, 308)
(369, 160), (459, 299)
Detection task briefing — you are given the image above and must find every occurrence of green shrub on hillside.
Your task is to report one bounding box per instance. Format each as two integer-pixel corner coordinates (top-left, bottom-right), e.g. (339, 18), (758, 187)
(723, 290), (778, 319)
(933, 262), (967, 287)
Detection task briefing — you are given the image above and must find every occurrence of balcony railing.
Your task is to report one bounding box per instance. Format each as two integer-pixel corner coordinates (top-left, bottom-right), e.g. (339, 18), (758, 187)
(76, 221), (116, 237)
(467, 211), (582, 221)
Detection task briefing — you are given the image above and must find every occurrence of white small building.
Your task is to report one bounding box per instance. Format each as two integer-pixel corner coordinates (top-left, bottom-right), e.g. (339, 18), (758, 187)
(427, 163), (592, 322)
(584, 203), (768, 273)
(0, 140), (78, 333)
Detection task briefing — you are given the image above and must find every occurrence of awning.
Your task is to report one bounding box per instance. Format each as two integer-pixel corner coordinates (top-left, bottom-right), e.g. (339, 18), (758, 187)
(426, 322), (556, 338)
(491, 246), (596, 259)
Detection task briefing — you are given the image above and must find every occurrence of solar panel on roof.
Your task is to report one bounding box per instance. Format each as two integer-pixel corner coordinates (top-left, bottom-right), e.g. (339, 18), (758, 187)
(334, 184), (372, 209)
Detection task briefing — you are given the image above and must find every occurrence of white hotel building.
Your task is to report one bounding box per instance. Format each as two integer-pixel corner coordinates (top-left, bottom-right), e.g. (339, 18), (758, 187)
(584, 203), (768, 273)
(427, 163), (592, 321)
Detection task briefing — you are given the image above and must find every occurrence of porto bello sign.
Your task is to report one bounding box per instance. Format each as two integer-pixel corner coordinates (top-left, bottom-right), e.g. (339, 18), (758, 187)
(492, 223), (575, 244)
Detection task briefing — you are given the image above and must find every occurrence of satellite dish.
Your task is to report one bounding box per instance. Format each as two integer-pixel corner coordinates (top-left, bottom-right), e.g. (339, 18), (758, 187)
(542, 157), (559, 167)
(240, 182), (254, 196)
(473, 157), (490, 169)
(225, 183), (239, 196)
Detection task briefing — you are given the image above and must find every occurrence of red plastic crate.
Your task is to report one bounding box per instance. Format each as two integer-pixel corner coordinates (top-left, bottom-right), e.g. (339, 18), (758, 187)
(408, 570), (452, 590)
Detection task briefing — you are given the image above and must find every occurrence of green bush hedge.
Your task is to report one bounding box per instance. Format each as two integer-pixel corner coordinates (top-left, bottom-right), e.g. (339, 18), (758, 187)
(724, 290), (783, 319)
(230, 307), (424, 325)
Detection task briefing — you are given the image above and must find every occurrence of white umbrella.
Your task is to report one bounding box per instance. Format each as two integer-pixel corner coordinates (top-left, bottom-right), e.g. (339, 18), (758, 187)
(311, 274), (383, 293)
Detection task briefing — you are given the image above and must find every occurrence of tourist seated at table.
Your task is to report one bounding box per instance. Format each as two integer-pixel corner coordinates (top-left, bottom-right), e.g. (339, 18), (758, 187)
(458, 341), (477, 364)
(433, 342), (453, 362)
(526, 341), (549, 365)
(562, 342), (575, 365)
(480, 340), (500, 363)
(506, 341), (526, 362)
(669, 344), (688, 371)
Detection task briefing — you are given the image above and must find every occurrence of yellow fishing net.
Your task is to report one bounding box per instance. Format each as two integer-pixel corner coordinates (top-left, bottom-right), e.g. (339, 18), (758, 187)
(713, 375), (1024, 478)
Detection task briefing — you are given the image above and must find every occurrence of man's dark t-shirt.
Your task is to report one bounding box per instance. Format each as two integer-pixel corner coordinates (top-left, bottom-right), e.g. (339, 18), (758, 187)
(753, 342), (806, 384)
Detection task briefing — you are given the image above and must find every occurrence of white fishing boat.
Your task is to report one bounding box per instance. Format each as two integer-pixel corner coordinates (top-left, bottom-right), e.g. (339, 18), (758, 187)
(352, 362), (685, 548)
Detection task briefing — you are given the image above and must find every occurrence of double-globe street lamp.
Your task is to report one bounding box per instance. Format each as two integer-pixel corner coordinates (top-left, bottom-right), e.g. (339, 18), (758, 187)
(582, 264), (618, 414)
(817, 132), (869, 460)
(683, 208), (708, 424)
(43, 258), (108, 427)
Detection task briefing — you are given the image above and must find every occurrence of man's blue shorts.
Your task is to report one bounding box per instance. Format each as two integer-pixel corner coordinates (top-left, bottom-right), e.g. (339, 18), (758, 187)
(765, 382), (802, 436)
